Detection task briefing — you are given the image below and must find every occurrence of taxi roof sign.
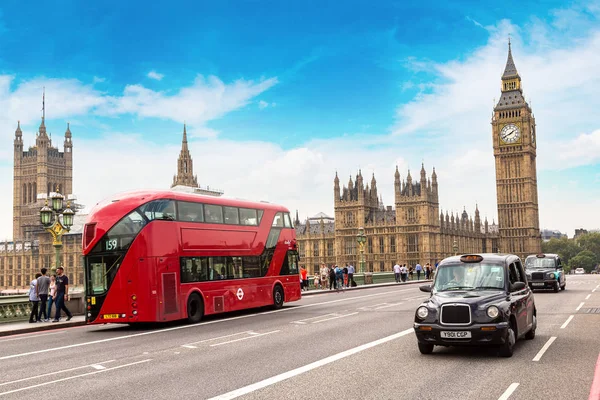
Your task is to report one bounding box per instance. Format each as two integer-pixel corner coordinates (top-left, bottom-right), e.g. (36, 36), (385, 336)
(536, 253), (546, 258)
(460, 255), (483, 263)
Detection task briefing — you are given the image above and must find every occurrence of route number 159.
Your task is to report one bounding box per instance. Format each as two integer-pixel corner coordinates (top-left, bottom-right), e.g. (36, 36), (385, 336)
(105, 239), (118, 251)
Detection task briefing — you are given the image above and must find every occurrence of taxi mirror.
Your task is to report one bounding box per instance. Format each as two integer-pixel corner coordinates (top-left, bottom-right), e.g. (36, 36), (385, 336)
(510, 282), (526, 292)
(419, 285), (432, 293)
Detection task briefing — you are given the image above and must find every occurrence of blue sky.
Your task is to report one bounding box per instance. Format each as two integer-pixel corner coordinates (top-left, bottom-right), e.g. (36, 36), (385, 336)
(0, 0), (599, 239)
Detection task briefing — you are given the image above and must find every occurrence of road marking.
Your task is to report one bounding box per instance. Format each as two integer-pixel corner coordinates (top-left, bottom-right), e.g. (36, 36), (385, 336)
(0, 287), (416, 361)
(577, 302), (585, 311)
(498, 383), (519, 400)
(588, 352), (600, 400)
(91, 364), (106, 370)
(210, 330), (280, 347)
(0, 331), (62, 343)
(0, 360), (115, 387)
(311, 312), (359, 324)
(0, 359), (150, 397)
(181, 344), (197, 349)
(291, 314), (337, 324)
(207, 329), (413, 400)
(587, 294), (592, 300)
(561, 315), (574, 329)
(532, 337), (556, 362)
(373, 302), (403, 310)
(186, 331), (254, 346)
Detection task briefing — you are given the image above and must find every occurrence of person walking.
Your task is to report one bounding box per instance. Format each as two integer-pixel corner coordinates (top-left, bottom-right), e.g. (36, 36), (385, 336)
(29, 273), (41, 323)
(393, 263), (401, 283)
(47, 275), (56, 319)
(416, 263), (423, 280)
(52, 267), (73, 322)
(37, 268), (51, 322)
(328, 265), (336, 290)
(348, 264), (355, 287)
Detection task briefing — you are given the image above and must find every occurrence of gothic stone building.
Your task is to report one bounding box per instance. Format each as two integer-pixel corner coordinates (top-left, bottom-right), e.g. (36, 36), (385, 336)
(1, 103), (84, 292)
(295, 167), (499, 275)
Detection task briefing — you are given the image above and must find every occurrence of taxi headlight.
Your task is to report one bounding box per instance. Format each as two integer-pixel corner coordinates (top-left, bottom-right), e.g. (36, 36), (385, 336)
(487, 305), (499, 319)
(546, 272), (555, 279)
(416, 306), (429, 320)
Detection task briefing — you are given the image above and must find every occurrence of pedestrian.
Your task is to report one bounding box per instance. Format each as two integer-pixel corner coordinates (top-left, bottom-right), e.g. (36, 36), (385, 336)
(393, 262), (401, 283)
(347, 264), (355, 287)
(52, 267), (73, 322)
(328, 265), (336, 290)
(343, 264), (349, 288)
(425, 264), (430, 280)
(409, 266), (414, 280)
(335, 265), (344, 291)
(320, 264), (328, 290)
(47, 275), (56, 319)
(37, 268), (51, 322)
(300, 266), (308, 291)
(401, 264), (408, 282)
(29, 273), (41, 323)
(416, 263), (423, 280)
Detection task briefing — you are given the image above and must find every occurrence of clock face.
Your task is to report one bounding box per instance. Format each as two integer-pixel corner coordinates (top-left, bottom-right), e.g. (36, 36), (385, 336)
(500, 123), (521, 144)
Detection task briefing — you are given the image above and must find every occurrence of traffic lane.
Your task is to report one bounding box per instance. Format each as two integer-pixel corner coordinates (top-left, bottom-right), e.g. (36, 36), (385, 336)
(0, 286), (425, 385)
(0, 293), (426, 399)
(234, 277), (600, 400)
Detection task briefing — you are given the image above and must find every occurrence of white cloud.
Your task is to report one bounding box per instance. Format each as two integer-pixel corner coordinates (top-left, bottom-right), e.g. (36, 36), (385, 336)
(93, 76), (106, 84)
(258, 100), (269, 109)
(147, 70), (164, 81)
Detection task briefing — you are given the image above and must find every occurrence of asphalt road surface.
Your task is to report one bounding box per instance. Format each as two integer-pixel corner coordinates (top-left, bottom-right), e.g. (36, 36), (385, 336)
(1, 275), (599, 400)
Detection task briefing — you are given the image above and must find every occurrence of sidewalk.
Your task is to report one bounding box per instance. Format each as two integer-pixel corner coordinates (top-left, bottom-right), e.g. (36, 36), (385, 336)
(0, 316), (86, 338)
(301, 278), (432, 296)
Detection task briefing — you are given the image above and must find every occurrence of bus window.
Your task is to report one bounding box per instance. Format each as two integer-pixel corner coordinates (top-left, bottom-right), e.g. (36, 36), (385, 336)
(204, 204), (224, 224)
(239, 208), (258, 226)
(224, 207), (240, 225)
(258, 210), (264, 224)
(178, 201), (204, 223)
(140, 200), (176, 221)
(272, 212), (284, 227)
(283, 213), (292, 228)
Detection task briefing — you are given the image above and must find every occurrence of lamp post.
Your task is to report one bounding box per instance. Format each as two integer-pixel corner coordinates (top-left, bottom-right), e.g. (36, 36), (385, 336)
(452, 239), (459, 256)
(40, 190), (75, 275)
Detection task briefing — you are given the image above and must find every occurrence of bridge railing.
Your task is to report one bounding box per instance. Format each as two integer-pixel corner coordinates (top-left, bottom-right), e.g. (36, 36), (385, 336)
(0, 292), (85, 323)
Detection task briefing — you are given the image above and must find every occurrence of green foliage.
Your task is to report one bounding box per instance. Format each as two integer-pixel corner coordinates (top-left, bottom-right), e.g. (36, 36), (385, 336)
(541, 237), (580, 265)
(576, 232), (600, 262)
(569, 250), (598, 273)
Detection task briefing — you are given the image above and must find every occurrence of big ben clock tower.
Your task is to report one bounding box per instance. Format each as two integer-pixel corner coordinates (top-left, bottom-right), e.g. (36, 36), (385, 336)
(492, 40), (542, 258)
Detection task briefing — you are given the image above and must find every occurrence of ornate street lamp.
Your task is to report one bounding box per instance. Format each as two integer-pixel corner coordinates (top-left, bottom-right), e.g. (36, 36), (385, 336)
(356, 227), (367, 275)
(40, 189), (76, 274)
(452, 239), (459, 256)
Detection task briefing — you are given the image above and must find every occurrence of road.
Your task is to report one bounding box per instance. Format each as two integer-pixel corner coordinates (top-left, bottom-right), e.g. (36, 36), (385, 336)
(0, 275), (599, 400)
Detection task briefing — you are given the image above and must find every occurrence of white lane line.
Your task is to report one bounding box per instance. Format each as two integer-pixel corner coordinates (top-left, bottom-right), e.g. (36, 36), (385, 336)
(373, 302), (403, 310)
(210, 330), (280, 347)
(0, 331), (62, 343)
(0, 287), (416, 361)
(577, 302), (585, 311)
(207, 328), (413, 400)
(0, 359), (151, 397)
(290, 314), (337, 324)
(91, 364), (106, 370)
(532, 337), (557, 362)
(181, 345), (197, 349)
(561, 315), (574, 329)
(586, 294), (592, 300)
(0, 360), (116, 387)
(498, 383), (519, 400)
(190, 331), (253, 345)
(311, 312), (359, 324)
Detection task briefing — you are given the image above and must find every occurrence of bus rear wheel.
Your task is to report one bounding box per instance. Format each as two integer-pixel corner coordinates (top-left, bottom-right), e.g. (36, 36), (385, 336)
(187, 293), (204, 323)
(273, 285), (284, 309)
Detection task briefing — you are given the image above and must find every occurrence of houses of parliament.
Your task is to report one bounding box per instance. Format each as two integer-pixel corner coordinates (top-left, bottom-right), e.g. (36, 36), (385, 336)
(295, 41), (542, 274)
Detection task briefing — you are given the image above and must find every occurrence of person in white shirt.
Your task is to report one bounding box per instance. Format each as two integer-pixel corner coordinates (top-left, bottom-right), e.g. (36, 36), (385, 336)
(348, 264), (355, 287)
(393, 263), (401, 283)
(29, 273), (41, 323)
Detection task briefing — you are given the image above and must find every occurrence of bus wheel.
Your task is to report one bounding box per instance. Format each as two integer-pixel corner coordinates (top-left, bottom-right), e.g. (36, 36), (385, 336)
(273, 285), (284, 309)
(187, 293), (204, 323)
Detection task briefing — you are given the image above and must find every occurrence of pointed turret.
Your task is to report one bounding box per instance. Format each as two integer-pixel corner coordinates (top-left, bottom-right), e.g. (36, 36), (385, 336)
(502, 38), (519, 79)
(172, 123), (198, 188)
(334, 171), (340, 202)
(485, 217), (489, 234)
(15, 121), (22, 137)
(39, 88), (47, 137)
(348, 175), (353, 190)
(295, 210), (300, 225)
(420, 162), (426, 181)
(474, 204), (481, 232)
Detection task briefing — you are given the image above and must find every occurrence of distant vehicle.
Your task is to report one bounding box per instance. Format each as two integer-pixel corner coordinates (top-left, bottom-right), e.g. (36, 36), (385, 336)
(83, 190), (301, 325)
(524, 253), (566, 292)
(414, 254), (536, 358)
(575, 268), (585, 275)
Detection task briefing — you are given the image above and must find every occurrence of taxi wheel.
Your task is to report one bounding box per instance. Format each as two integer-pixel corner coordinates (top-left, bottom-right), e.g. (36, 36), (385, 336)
(499, 326), (515, 357)
(525, 315), (536, 340)
(553, 282), (560, 293)
(186, 293), (204, 324)
(561, 283), (566, 291)
(418, 342), (434, 355)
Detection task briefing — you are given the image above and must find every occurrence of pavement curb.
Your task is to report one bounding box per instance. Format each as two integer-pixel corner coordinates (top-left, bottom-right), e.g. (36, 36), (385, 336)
(301, 279), (432, 296)
(0, 320), (86, 338)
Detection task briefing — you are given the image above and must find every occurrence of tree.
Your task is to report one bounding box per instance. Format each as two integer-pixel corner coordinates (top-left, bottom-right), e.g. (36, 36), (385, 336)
(541, 237), (580, 265)
(576, 232), (600, 262)
(569, 250), (598, 273)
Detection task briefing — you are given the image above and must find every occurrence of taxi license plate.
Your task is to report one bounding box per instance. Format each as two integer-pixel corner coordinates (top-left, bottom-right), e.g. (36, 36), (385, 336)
(532, 283), (545, 287)
(441, 331), (471, 339)
(103, 314), (120, 319)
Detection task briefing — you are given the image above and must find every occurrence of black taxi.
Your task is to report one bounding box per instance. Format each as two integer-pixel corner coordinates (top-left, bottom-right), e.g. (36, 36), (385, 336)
(414, 254), (536, 357)
(524, 253), (566, 292)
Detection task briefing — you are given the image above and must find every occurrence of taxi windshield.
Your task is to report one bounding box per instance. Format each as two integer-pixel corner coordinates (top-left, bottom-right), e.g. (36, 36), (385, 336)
(525, 257), (555, 269)
(434, 263), (505, 291)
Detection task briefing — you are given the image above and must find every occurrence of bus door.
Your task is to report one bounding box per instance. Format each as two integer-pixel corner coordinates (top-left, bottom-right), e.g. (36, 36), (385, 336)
(157, 256), (180, 321)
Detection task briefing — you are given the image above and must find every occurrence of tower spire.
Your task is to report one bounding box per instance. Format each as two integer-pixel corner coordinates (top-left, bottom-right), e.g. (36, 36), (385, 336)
(502, 39), (519, 79)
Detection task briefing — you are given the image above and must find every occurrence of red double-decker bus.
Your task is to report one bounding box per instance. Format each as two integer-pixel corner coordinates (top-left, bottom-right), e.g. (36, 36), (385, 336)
(82, 190), (301, 325)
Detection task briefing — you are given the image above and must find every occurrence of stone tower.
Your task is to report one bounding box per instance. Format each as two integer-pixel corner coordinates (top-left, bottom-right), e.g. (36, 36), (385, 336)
(491, 40), (542, 258)
(12, 91), (74, 240)
(171, 124), (199, 188)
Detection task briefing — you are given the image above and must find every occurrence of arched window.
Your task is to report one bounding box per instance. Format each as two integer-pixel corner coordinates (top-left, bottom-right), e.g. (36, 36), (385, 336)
(28, 183), (32, 203)
(22, 184), (27, 204)
(184, 161), (188, 174)
(33, 182), (37, 201)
